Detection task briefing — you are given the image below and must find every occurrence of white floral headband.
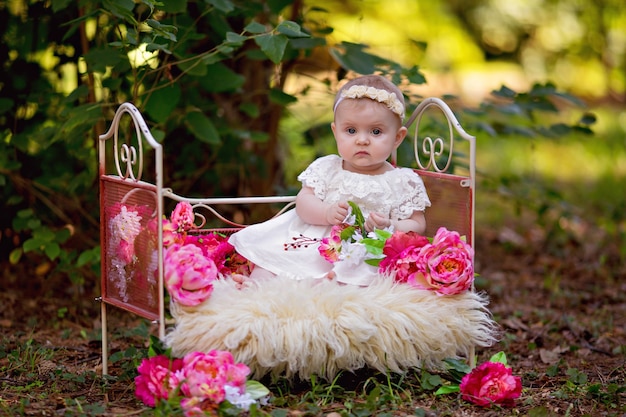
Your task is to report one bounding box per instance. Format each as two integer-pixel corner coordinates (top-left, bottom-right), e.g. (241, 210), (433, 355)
(333, 85), (405, 119)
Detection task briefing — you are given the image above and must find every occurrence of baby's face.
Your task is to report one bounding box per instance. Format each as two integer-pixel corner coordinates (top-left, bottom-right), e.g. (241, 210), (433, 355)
(332, 98), (406, 175)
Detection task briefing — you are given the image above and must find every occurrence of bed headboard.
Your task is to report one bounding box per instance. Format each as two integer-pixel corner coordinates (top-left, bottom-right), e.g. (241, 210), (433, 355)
(401, 97), (476, 248)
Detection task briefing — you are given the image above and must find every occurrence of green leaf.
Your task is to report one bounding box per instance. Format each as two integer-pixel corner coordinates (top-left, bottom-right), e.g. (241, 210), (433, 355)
(145, 43), (172, 54)
(339, 225), (357, 241)
(420, 370), (442, 390)
(245, 380), (270, 400)
(148, 334), (168, 357)
(254, 33), (288, 64)
(276, 20), (309, 38)
(57, 104), (103, 140)
(347, 201), (365, 229)
(102, 0), (136, 23)
(23, 238), (43, 253)
(225, 32), (248, 46)
(201, 52), (225, 66)
(33, 227), (55, 242)
(199, 63), (246, 93)
(145, 83), (182, 121)
(443, 357), (472, 373)
(159, 0), (187, 13)
(443, 357), (472, 382)
(403, 65), (427, 85)
(77, 248), (98, 267)
(176, 55), (208, 76)
(492, 85), (517, 99)
(329, 42), (377, 75)
(579, 112), (597, 126)
(216, 45), (234, 55)
(373, 228), (393, 240)
(9, 248), (22, 265)
(268, 89), (298, 105)
(146, 19), (178, 41)
(289, 36), (326, 50)
(434, 384), (460, 395)
(244, 21), (267, 34)
(83, 47), (123, 74)
(239, 102), (259, 118)
(45, 243), (61, 260)
(185, 112), (221, 145)
(360, 238), (384, 248)
(55, 228), (71, 244)
(202, 0), (234, 13)
(489, 351), (508, 365)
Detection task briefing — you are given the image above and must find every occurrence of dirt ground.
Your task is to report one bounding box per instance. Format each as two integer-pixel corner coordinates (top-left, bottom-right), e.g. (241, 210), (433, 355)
(1, 221), (625, 416)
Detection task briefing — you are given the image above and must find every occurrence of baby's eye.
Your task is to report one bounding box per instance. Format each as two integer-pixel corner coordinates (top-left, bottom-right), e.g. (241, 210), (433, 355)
(371, 128), (382, 135)
(347, 127), (356, 134)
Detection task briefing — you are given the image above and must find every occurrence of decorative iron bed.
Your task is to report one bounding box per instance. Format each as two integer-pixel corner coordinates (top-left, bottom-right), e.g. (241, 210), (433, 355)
(98, 99), (497, 380)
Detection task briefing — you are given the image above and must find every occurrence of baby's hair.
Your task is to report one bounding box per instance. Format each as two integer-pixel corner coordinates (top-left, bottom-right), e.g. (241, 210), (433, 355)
(333, 74), (405, 119)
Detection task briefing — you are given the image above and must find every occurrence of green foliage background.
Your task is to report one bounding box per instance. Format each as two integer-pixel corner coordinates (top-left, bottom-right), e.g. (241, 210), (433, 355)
(0, 0), (623, 295)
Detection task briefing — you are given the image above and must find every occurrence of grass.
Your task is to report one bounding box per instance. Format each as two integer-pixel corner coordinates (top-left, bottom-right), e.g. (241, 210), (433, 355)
(1, 323), (624, 416)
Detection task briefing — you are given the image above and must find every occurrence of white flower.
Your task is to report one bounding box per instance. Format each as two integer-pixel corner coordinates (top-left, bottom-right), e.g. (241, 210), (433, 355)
(224, 385), (256, 411)
(338, 241), (368, 265)
(110, 205), (143, 242)
(343, 211), (356, 226)
(351, 230), (364, 242)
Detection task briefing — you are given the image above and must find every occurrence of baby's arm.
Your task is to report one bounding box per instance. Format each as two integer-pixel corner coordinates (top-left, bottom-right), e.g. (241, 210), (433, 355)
(295, 186), (349, 225)
(366, 210), (426, 234)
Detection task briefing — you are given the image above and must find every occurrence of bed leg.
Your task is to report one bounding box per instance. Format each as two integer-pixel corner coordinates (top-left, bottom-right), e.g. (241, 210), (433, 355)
(469, 345), (476, 368)
(100, 300), (108, 375)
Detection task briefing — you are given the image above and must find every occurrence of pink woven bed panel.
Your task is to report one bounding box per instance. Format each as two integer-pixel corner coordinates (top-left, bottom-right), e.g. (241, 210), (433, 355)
(100, 176), (160, 320)
(417, 170), (472, 243)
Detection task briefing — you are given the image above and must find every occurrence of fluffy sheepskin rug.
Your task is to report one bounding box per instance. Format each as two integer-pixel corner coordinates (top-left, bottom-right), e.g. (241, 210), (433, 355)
(165, 275), (498, 381)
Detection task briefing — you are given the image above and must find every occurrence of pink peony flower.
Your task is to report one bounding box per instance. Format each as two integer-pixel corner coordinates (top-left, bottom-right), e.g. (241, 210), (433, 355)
(411, 227), (474, 295)
(177, 351), (251, 408)
(460, 361), (522, 407)
(183, 233), (252, 276)
(171, 202), (195, 232)
(135, 355), (184, 407)
(164, 243), (217, 306)
(378, 231), (429, 282)
(184, 350), (250, 390)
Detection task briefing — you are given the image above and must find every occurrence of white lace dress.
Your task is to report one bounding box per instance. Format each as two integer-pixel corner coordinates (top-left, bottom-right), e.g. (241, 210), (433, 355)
(228, 154), (431, 285)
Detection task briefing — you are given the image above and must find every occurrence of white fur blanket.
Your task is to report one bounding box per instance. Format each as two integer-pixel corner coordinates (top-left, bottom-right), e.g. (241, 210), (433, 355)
(165, 275), (498, 380)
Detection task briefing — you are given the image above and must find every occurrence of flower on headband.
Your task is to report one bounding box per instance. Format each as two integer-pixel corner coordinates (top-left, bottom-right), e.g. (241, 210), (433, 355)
(339, 85), (405, 118)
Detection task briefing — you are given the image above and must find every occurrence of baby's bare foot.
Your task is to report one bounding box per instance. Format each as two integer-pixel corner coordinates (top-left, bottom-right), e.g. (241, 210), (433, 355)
(231, 273), (248, 289)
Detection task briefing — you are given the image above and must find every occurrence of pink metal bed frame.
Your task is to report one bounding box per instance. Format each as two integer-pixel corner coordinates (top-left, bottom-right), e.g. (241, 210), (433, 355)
(98, 98), (476, 375)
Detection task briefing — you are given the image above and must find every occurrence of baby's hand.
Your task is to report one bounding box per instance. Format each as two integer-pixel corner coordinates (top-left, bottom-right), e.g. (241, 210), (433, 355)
(326, 201), (350, 225)
(365, 212), (391, 232)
